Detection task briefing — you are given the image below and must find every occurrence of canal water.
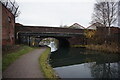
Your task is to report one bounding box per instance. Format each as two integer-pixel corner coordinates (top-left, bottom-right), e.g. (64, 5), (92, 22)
(49, 44), (120, 78)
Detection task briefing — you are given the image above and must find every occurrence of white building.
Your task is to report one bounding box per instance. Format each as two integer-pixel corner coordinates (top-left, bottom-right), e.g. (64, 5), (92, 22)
(70, 23), (85, 29)
(87, 24), (97, 30)
(87, 22), (103, 30)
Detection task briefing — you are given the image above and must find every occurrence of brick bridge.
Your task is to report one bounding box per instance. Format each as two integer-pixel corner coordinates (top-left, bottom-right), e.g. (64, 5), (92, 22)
(15, 25), (85, 47)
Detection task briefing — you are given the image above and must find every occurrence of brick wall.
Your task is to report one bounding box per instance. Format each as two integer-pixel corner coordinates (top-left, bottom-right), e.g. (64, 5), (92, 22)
(2, 3), (15, 46)
(0, 3), (2, 46)
(15, 25), (84, 34)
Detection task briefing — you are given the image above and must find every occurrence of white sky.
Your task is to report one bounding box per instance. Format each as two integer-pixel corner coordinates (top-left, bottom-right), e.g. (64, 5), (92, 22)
(15, 0), (96, 28)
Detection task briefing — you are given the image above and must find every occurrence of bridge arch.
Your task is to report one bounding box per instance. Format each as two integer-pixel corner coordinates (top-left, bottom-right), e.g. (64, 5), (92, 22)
(18, 35), (70, 48)
(15, 26), (85, 48)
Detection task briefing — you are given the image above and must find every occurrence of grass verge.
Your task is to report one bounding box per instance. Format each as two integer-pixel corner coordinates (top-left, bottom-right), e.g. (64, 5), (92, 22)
(39, 47), (60, 80)
(85, 44), (119, 53)
(71, 45), (86, 48)
(3, 45), (34, 71)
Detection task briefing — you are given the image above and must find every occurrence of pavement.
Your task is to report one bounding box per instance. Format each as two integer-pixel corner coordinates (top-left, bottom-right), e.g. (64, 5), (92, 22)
(3, 48), (46, 78)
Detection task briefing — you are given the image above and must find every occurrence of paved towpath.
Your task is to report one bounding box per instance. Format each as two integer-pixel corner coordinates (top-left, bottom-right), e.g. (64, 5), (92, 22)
(3, 48), (46, 78)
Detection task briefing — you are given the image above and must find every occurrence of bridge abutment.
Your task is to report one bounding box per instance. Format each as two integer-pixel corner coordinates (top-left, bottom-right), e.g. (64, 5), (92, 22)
(57, 38), (70, 48)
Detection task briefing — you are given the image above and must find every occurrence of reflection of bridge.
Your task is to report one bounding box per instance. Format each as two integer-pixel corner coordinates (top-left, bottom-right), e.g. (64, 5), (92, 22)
(15, 25), (85, 47)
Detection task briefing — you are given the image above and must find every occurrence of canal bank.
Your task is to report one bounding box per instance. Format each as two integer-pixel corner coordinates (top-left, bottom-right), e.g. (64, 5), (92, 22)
(71, 44), (120, 53)
(39, 47), (60, 79)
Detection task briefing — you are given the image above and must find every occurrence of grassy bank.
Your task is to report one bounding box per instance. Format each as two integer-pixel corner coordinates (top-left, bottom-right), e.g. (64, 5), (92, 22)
(86, 44), (119, 53)
(71, 45), (86, 48)
(71, 44), (119, 53)
(2, 45), (22, 56)
(3, 45), (34, 71)
(39, 47), (59, 80)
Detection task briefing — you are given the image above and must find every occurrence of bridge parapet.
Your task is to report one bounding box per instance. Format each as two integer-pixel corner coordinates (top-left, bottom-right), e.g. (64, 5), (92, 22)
(15, 26), (84, 34)
(19, 32), (84, 37)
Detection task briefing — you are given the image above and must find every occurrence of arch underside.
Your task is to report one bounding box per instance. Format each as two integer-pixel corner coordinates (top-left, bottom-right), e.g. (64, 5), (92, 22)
(17, 32), (85, 48)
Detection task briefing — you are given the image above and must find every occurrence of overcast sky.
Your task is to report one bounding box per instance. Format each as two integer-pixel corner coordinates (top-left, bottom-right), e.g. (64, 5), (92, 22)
(15, 0), (96, 28)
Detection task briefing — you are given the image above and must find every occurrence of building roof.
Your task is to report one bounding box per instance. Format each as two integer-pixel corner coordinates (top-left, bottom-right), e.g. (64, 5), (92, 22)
(70, 23), (85, 29)
(87, 22), (103, 29)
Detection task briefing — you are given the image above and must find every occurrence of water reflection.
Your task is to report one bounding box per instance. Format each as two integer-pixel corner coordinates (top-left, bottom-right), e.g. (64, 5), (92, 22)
(39, 38), (58, 52)
(50, 47), (120, 78)
(90, 62), (120, 78)
(47, 41), (57, 52)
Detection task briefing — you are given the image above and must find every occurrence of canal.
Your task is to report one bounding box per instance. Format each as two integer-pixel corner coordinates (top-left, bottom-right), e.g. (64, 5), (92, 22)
(48, 42), (120, 78)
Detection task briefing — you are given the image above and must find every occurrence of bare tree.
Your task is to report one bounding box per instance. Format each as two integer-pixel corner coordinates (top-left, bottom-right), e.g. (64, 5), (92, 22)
(92, 0), (118, 35)
(92, 1), (107, 27)
(0, 0), (20, 18)
(106, 1), (118, 35)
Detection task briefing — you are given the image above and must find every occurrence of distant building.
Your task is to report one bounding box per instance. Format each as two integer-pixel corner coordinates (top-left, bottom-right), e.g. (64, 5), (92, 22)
(70, 23), (85, 29)
(87, 22), (103, 30)
(15, 23), (23, 27)
(0, 2), (15, 46)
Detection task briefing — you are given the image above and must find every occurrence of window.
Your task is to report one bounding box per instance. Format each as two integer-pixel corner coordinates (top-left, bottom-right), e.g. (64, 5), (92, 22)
(8, 17), (11, 23)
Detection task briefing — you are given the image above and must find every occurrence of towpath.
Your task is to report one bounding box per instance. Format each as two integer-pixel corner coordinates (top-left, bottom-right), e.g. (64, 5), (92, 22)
(3, 48), (46, 78)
